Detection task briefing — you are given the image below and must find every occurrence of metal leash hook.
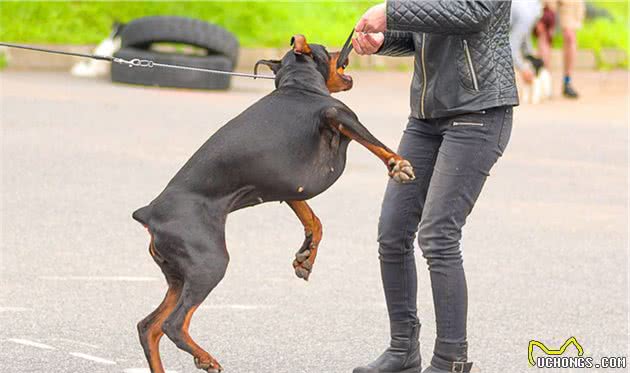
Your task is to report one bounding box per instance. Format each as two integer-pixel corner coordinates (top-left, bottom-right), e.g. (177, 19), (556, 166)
(114, 57), (154, 68)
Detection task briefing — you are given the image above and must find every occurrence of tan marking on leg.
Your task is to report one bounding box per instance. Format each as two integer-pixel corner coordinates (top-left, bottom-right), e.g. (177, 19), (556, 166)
(333, 123), (399, 165)
(288, 201), (323, 280)
(147, 286), (181, 373)
(332, 124), (415, 182)
(181, 305), (221, 371)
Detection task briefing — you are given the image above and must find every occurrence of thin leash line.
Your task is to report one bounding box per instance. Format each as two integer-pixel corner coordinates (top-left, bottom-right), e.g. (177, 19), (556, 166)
(150, 61), (275, 79)
(0, 42), (276, 80)
(0, 42), (113, 61)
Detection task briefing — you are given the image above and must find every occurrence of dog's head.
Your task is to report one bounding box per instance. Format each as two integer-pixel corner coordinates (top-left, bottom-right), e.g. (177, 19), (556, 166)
(255, 34), (353, 93)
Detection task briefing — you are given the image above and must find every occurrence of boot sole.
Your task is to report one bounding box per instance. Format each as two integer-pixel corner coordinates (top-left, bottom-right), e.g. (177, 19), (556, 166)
(398, 368), (422, 373)
(352, 366), (421, 373)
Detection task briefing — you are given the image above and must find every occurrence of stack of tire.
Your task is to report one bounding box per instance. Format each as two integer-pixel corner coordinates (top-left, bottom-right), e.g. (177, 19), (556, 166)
(112, 16), (239, 90)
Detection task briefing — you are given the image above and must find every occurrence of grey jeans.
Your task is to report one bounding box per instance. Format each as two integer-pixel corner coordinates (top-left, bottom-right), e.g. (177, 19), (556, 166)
(377, 106), (513, 347)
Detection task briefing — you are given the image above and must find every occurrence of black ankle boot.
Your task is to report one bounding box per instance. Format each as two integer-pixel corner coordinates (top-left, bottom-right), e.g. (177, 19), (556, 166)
(353, 321), (421, 373)
(422, 341), (473, 373)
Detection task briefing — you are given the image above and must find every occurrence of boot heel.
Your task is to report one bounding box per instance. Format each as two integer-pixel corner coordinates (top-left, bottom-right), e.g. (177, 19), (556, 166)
(352, 321), (421, 373)
(399, 367), (422, 373)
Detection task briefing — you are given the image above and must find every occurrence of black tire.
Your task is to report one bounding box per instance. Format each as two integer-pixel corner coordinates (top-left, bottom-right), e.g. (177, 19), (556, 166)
(120, 16), (239, 64)
(111, 47), (232, 90)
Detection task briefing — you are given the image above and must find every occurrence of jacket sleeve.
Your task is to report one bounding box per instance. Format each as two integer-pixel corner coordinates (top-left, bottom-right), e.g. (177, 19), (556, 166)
(377, 31), (416, 57)
(386, 0), (500, 35)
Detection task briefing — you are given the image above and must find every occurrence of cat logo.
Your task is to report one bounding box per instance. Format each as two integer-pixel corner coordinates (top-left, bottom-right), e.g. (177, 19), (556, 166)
(528, 337), (584, 366)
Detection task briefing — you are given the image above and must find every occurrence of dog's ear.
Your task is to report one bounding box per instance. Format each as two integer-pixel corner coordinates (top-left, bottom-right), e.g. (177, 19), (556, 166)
(290, 34), (312, 55)
(254, 59), (282, 76)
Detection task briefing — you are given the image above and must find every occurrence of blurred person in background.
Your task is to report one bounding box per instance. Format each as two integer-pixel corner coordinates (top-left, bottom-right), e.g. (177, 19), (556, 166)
(536, 0), (585, 98)
(350, 1), (517, 373)
(510, 0), (543, 85)
(534, 4), (556, 69)
(511, 0), (552, 103)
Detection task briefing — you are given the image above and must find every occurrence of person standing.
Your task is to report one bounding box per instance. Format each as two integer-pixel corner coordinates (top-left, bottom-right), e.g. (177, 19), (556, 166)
(537, 0), (585, 98)
(510, 0), (543, 84)
(351, 2), (518, 373)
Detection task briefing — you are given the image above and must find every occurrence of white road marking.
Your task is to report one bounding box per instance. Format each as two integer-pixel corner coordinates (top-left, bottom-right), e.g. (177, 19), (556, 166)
(0, 306), (31, 312)
(69, 352), (116, 365)
(199, 304), (275, 310)
(124, 369), (178, 373)
(51, 337), (100, 349)
(7, 338), (55, 350)
(39, 276), (158, 282)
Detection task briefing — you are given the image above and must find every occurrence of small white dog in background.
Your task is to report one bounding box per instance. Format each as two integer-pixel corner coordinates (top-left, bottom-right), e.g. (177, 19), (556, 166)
(71, 22), (124, 78)
(520, 55), (553, 104)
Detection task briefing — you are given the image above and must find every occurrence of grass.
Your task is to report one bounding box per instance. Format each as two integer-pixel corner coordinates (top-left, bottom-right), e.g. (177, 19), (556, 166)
(574, 0), (628, 68)
(0, 1), (379, 47)
(0, 1), (627, 67)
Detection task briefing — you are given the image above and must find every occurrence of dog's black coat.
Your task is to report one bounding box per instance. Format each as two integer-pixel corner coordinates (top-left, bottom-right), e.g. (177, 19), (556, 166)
(131, 42), (411, 373)
(133, 46), (356, 220)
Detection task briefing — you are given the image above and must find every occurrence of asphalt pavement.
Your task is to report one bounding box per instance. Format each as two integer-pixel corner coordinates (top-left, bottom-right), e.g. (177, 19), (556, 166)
(1, 70), (628, 373)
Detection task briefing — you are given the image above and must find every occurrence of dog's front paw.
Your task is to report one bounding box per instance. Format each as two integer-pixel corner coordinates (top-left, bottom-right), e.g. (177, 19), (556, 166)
(292, 234), (317, 281)
(293, 250), (313, 280)
(388, 158), (415, 183)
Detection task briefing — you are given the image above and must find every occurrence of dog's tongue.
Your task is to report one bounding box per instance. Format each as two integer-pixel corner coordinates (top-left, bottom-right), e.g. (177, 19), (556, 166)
(337, 29), (354, 69)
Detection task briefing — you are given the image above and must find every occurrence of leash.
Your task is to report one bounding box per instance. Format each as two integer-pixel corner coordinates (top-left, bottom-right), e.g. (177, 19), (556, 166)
(0, 42), (276, 80)
(337, 29), (354, 69)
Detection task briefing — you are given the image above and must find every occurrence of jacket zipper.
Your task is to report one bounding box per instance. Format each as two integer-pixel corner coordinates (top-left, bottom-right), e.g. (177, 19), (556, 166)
(453, 121), (483, 126)
(463, 39), (479, 91)
(420, 33), (427, 118)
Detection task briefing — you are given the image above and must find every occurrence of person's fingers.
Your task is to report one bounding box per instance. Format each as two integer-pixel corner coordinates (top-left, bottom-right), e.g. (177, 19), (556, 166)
(362, 23), (379, 33)
(356, 34), (374, 54)
(352, 38), (365, 55)
(355, 17), (367, 32)
(361, 33), (381, 54)
(364, 32), (384, 49)
(353, 32), (383, 55)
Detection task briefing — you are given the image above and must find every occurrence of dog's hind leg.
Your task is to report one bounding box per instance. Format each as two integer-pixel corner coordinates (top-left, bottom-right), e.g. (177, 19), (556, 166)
(137, 278), (182, 373)
(287, 200), (322, 281)
(137, 236), (184, 373)
(161, 231), (229, 373)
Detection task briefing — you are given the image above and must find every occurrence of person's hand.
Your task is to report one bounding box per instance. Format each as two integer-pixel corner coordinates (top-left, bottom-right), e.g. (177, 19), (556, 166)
(520, 68), (535, 84)
(355, 3), (387, 33)
(352, 3), (386, 55)
(352, 32), (385, 55)
(354, 3), (387, 33)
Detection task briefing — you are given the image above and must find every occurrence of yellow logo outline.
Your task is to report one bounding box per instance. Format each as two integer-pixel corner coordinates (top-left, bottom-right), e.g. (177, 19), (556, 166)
(528, 337), (584, 366)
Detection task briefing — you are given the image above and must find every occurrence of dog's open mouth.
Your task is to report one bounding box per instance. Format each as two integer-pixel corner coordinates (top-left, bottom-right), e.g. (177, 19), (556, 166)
(337, 58), (352, 83)
(328, 52), (353, 92)
(338, 70), (352, 83)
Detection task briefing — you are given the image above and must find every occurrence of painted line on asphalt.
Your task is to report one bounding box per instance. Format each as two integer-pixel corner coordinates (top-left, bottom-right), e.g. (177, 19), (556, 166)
(0, 306), (31, 312)
(8, 338), (117, 366)
(51, 337), (100, 349)
(7, 338), (55, 350)
(39, 275), (158, 282)
(69, 352), (116, 365)
(124, 369), (178, 373)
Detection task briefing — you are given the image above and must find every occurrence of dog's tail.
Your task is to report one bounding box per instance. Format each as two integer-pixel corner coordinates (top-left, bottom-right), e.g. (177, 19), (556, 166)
(132, 205), (152, 226)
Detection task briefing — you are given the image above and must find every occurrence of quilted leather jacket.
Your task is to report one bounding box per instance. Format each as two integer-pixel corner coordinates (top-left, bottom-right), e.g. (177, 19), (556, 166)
(378, 0), (519, 119)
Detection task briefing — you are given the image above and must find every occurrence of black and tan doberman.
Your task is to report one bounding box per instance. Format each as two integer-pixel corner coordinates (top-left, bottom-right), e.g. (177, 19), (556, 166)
(132, 35), (415, 373)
